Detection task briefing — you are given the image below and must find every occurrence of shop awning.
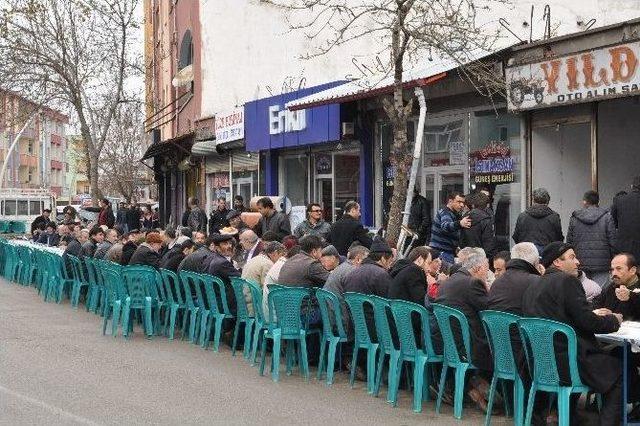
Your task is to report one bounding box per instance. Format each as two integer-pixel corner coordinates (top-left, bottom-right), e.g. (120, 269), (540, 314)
(141, 141), (175, 160)
(191, 140), (218, 156)
(286, 46), (516, 110)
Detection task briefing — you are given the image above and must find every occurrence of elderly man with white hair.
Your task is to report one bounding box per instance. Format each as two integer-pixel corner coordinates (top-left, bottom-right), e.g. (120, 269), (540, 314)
(432, 247), (493, 408)
(487, 242), (543, 316)
(239, 229), (263, 263)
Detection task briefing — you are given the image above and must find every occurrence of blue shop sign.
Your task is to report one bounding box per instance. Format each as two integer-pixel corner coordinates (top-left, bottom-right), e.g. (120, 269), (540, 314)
(245, 81), (344, 151)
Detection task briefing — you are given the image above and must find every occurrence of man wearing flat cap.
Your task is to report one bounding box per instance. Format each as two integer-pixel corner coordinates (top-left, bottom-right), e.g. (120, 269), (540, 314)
(522, 241), (623, 425)
(207, 233), (241, 315)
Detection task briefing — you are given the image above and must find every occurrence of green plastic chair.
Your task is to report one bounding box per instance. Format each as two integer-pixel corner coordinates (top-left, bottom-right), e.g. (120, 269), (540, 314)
(178, 270), (204, 343)
(431, 303), (477, 420)
(44, 253), (73, 303)
(121, 265), (158, 338)
(480, 310), (524, 426)
(101, 266), (127, 336)
(247, 280), (268, 365)
(0, 220), (9, 233)
(369, 295), (403, 403)
(344, 292), (380, 394)
(200, 274), (235, 351)
(68, 255), (89, 308)
(316, 288), (348, 385)
(159, 268), (185, 340)
(230, 277), (256, 358)
(259, 287), (312, 382)
(84, 257), (103, 313)
(390, 300), (444, 413)
(9, 221), (26, 234)
(518, 318), (593, 426)
(3, 244), (20, 281)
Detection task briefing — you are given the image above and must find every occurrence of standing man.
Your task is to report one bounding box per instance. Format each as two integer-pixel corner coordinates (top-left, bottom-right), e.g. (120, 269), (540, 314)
(116, 202), (128, 232)
(408, 186), (431, 246)
(209, 197), (229, 235)
(126, 204), (141, 234)
(429, 191), (471, 264)
(567, 190), (617, 287)
(233, 195), (246, 213)
(523, 242), (623, 425)
(328, 201), (372, 256)
(31, 208), (54, 235)
(293, 203), (331, 240)
(611, 176), (640, 262)
(187, 197), (208, 234)
(512, 188), (563, 251)
(459, 192), (496, 259)
(83, 199), (115, 228)
(254, 197), (290, 241)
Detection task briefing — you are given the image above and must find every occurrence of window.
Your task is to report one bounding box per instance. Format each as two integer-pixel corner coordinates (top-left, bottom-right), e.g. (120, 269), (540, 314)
(5, 200), (16, 216)
(27, 140), (34, 154)
(282, 155), (308, 207)
(29, 201), (41, 215)
(17, 200), (28, 215)
(424, 120), (463, 154)
(178, 30), (193, 70)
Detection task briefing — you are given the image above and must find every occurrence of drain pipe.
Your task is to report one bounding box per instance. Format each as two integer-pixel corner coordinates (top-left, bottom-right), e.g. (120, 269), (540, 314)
(398, 87), (426, 257)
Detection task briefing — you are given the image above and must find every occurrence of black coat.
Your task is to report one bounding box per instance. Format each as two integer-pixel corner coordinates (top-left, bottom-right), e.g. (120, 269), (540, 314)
(388, 259), (427, 305)
(592, 278), (640, 321)
(522, 267), (620, 392)
(432, 269), (492, 372)
(512, 204), (563, 248)
(207, 252), (241, 314)
(209, 208), (230, 235)
(177, 247), (215, 274)
(328, 215), (373, 256)
(80, 239), (98, 258)
(37, 232), (60, 247)
(460, 208), (496, 258)
(611, 190), (640, 260)
(159, 246), (185, 272)
(120, 241), (137, 266)
(128, 244), (161, 268)
(566, 206), (617, 273)
(344, 258), (392, 297)
(255, 211), (290, 241)
(487, 259), (541, 316)
(31, 215), (54, 234)
(408, 194), (431, 242)
(126, 208), (141, 231)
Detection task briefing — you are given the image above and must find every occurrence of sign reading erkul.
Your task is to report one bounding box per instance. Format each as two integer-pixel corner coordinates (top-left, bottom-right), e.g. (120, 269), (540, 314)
(506, 41), (640, 111)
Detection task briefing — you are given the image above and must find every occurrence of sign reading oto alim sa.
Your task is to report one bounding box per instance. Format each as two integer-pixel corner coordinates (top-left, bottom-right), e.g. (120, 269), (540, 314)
(506, 42), (640, 111)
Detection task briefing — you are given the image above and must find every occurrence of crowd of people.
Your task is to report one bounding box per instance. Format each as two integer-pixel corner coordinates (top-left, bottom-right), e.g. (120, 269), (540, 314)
(27, 177), (640, 425)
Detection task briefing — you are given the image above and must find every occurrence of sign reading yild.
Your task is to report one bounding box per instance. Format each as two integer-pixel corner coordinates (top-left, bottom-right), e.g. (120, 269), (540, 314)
(506, 42), (640, 111)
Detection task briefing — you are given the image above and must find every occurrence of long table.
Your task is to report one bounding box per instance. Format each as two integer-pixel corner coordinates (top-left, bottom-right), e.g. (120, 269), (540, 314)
(9, 238), (64, 255)
(596, 322), (640, 426)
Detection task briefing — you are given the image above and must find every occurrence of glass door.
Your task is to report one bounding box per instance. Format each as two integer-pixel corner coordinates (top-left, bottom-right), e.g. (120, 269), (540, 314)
(234, 176), (253, 205)
(422, 168), (466, 216)
(316, 178), (333, 220)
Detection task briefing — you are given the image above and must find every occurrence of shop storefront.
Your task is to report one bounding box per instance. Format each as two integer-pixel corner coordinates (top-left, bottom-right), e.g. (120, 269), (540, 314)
(506, 20), (640, 235)
(245, 82), (370, 222)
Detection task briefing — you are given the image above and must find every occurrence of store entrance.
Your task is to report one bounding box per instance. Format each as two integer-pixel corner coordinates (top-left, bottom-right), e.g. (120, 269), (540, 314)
(234, 176), (253, 205)
(421, 167), (466, 217)
(316, 178), (333, 220)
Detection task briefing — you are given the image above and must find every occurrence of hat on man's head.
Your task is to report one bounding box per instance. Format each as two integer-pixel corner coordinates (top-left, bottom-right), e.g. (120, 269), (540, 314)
(541, 242), (573, 268)
(211, 233), (235, 244)
(369, 236), (393, 255)
(227, 209), (241, 221)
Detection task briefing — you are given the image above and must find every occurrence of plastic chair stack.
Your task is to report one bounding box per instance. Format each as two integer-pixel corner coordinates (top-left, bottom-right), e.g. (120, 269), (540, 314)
(344, 292), (379, 394)
(315, 288), (348, 385)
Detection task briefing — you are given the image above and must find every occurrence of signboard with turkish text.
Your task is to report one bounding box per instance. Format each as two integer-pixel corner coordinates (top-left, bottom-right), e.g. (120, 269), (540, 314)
(506, 41), (640, 111)
(470, 141), (516, 184)
(215, 107), (244, 144)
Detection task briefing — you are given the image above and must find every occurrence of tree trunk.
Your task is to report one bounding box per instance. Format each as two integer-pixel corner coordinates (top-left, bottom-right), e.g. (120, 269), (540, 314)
(88, 154), (103, 203)
(385, 115), (411, 245)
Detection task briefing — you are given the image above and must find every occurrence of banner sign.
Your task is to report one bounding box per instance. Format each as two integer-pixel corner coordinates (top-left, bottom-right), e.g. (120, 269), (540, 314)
(470, 141), (516, 184)
(506, 41), (640, 111)
(215, 107), (244, 144)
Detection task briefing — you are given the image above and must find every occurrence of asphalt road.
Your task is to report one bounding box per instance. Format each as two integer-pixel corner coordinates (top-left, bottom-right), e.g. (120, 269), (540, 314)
(0, 279), (505, 425)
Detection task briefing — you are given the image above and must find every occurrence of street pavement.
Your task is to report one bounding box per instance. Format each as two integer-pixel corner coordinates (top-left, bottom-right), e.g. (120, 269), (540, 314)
(0, 279), (507, 425)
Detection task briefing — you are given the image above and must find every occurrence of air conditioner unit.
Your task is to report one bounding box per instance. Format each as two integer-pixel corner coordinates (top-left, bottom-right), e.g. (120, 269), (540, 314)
(342, 122), (355, 137)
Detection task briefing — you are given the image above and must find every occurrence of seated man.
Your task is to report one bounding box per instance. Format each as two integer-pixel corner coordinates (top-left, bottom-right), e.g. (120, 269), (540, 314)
(159, 238), (195, 272)
(593, 253), (640, 320)
(320, 245), (341, 272)
(128, 232), (164, 268)
(206, 233), (241, 314)
(432, 247), (492, 408)
(277, 235), (329, 289)
(488, 242), (542, 316)
(37, 223), (60, 247)
(523, 242), (622, 425)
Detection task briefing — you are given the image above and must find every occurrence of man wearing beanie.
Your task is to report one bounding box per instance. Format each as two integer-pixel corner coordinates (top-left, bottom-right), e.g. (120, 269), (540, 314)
(343, 236), (395, 298)
(522, 241), (623, 425)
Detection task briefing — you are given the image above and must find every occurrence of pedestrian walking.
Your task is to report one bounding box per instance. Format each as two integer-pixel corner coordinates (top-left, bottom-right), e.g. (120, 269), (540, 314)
(567, 190), (617, 286)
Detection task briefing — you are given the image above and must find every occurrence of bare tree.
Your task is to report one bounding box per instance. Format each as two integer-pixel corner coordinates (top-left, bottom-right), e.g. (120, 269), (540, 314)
(261, 0), (508, 244)
(0, 0), (142, 202)
(98, 101), (146, 203)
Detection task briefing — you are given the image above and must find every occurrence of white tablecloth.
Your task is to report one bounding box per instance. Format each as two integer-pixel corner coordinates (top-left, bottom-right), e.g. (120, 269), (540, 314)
(9, 239), (64, 255)
(597, 321), (640, 352)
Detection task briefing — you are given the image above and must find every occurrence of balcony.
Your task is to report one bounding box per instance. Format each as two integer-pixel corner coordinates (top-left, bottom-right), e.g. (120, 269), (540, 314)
(19, 153), (37, 168)
(51, 160), (64, 170)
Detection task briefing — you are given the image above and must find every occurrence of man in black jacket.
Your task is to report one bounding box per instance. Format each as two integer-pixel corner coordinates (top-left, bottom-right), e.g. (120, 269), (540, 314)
(460, 192), (496, 259)
(128, 232), (163, 268)
(593, 253), (640, 321)
(177, 236), (216, 274)
(207, 233), (241, 314)
(37, 223), (60, 247)
(160, 239), (195, 272)
(611, 176), (640, 262)
(209, 197), (229, 235)
(488, 242), (542, 316)
(523, 242), (622, 425)
(120, 229), (140, 266)
(254, 197), (290, 241)
(408, 187), (431, 246)
(328, 201), (372, 256)
(126, 204), (141, 233)
(567, 190), (616, 287)
(512, 188), (563, 251)
(31, 209), (54, 235)
(388, 246), (431, 305)
(81, 226), (104, 258)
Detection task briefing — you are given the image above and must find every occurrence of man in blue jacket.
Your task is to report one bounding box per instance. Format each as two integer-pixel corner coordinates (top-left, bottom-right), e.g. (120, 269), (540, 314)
(429, 191), (471, 264)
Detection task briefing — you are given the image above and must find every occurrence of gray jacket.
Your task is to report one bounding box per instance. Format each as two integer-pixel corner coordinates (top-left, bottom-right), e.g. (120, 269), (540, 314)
(566, 206), (616, 273)
(256, 211), (291, 241)
(293, 219), (331, 240)
(277, 251), (329, 288)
